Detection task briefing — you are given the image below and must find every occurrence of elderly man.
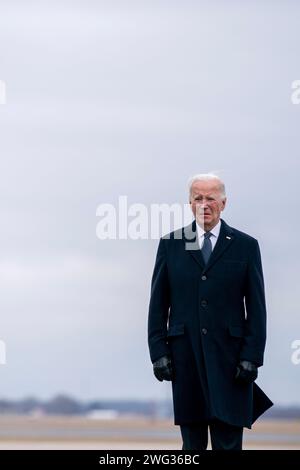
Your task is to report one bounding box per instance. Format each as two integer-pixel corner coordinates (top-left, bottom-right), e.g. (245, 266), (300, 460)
(147, 174), (273, 450)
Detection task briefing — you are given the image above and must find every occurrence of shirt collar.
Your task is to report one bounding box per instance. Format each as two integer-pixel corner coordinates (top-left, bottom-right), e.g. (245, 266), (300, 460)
(196, 218), (221, 239)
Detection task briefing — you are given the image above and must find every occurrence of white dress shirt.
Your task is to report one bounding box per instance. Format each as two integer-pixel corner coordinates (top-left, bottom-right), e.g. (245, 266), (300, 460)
(196, 219), (221, 251)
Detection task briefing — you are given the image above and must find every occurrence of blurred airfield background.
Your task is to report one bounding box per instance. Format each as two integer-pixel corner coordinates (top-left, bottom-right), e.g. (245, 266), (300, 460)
(0, 416), (299, 450)
(0, 395), (299, 449)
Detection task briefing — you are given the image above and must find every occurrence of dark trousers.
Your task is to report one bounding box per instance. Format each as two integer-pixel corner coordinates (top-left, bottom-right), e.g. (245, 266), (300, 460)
(180, 419), (243, 450)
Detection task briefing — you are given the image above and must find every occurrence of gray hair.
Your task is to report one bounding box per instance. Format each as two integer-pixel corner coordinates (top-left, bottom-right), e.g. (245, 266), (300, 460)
(188, 173), (226, 199)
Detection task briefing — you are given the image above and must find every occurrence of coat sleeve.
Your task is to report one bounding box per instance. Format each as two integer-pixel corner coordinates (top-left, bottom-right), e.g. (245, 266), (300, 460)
(147, 237), (171, 363)
(240, 238), (267, 367)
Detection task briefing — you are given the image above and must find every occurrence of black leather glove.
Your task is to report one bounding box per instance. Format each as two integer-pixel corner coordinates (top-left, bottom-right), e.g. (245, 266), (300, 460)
(153, 355), (173, 382)
(235, 360), (258, 384)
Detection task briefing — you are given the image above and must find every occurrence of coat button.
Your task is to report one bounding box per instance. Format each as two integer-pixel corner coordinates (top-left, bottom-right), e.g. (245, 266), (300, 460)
(201, 275), (207, 280)
(201, 300), (207, 307)
(202, 328), (207, 335)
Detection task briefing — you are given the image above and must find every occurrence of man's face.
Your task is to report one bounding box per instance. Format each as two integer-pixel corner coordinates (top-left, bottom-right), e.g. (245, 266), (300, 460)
(189, 180), (226, 230)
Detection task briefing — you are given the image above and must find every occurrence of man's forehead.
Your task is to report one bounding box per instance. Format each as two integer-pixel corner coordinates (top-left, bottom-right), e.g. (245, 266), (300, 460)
(191, 182), (221, 194)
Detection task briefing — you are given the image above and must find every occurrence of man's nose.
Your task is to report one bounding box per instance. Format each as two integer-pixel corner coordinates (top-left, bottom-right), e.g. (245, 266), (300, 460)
(196, 203), (208, 215)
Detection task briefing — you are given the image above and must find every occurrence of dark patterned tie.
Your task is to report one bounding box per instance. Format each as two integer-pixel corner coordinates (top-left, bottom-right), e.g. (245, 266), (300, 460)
(201, 231), (212, 264)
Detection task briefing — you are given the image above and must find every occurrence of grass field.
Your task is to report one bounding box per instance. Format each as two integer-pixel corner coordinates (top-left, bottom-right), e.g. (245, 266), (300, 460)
(0, 416), (299, 449)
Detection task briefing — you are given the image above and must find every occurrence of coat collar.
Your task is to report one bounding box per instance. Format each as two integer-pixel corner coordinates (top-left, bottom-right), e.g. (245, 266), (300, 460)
(182, 218), (234, 273)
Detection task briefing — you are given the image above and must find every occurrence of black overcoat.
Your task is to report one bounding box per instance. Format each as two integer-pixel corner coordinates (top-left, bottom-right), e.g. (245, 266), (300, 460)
(147, 218), (273, 428)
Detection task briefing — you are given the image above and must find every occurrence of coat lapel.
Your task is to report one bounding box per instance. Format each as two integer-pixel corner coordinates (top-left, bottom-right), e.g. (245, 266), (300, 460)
(183, 218), (235, 273)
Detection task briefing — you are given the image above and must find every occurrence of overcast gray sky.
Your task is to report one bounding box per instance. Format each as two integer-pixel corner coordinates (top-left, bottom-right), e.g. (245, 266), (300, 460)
(0, 0), (299, 406)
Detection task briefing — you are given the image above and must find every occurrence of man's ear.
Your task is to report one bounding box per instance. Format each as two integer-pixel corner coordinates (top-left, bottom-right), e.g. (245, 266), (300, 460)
(221, 198), (227, 210)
